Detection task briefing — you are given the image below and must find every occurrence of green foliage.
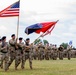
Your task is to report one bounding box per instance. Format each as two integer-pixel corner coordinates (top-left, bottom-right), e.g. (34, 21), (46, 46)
(34, 39), (49, 45)
(43, 40), (49, 45)
(34, 39), (42, 45)
(61, 43), (68, 49)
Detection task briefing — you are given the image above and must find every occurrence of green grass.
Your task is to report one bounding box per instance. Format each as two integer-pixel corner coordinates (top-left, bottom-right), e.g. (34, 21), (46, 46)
(0, 58), (76, 75)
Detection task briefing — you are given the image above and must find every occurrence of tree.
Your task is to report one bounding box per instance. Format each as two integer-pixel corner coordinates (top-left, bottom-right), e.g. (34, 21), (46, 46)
(61, 43), (68, 49)
(34, 39), (42, 45)
(43, 40), (49, 45)
(34, 39), (49, 45)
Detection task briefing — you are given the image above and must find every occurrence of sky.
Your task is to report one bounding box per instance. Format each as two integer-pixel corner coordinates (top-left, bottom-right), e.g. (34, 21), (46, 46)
(0, 0), (76, 47)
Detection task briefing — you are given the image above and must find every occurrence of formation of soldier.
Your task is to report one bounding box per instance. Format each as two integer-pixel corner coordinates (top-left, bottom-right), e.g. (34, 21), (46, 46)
(0, 34), (73, 71)
(0, 34), (33, 71)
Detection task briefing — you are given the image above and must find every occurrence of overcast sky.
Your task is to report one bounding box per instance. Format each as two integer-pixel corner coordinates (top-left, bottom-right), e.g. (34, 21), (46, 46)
(0, 0), (76, 47)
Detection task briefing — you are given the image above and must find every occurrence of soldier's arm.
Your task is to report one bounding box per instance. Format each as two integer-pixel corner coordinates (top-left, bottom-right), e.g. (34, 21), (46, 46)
(9, 40), (16, 45)
(0, 45), (4, 51)
(0, 46), (6, 51)
(25, 44), (30, 48)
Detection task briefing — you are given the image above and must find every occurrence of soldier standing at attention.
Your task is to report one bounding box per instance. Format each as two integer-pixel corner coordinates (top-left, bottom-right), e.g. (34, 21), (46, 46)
(24, 38), (33, 69)
(67, 45), (72, 60)
(37, 42), (45, 60)
(0, 36), (9, 71)
(58, 45), (64, 60)
(45, 44), (51, 60)
(7, 34), (17, 69)
(52, 45), (58, 60)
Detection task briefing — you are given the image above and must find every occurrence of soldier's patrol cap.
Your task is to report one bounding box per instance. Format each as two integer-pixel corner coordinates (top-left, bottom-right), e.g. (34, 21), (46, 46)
(2, 36), (6, 40)
(19, 37), (23, 40)
(11, 34), (15, 37)
(26, 38), (30, 41)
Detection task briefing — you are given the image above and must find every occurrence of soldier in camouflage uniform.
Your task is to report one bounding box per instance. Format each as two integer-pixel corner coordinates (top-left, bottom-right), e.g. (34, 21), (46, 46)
(45, 44), (51, 60)
(15, 37), (25, 70)
(7, 34), (17, 69)
(67, 45), (72, 60)
(49, 44), (53, 59)
(52, 45), (58, 60)
(23, 38), (33, 69)
(58, 45), (64, 60)
(38, 43), (45, 60)
(33, 44), (40, 60)
(32, 45), (38, 60)
(0, 36), (9, 71)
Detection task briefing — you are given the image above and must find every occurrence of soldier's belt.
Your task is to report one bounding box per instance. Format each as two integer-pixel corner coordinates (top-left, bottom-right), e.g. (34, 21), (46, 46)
(25, 51), (29, 53)
(1, 51), (7, 53)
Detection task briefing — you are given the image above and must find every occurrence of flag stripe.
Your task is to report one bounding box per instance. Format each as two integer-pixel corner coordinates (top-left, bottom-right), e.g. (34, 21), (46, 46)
(2, 11), (19, 14)
(0, 1), (19, 17)
(1, 14), (19, 17)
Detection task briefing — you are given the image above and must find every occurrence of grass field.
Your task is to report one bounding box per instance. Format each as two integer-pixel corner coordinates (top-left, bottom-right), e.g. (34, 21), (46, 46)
(0, 58), (76, 75)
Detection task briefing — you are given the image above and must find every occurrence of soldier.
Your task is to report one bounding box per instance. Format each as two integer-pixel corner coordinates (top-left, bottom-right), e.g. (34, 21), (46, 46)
(67, 45), (72, 60)
(7, 34), (17, 69)
(33, 44), (40, 60)
(58, 45), (64, 60)
(18, 37), (25, 69)
(15, 37), (25, 70)
(0, 36), (9, 71)
(45, 44), (51, 60)
(24, 38), (33, 69)
(49, 44), (54, 59)
(32, 45), (37, 60)
(38, 42), (45, 60)
(52, 45), (58, 60)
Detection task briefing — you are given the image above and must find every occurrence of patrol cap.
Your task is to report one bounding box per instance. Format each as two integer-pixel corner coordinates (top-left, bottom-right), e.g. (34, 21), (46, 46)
(26, 38), (30, 41)
(11, 34), (15, 37)
(2, 36), (6, 40)
(19, 37), (23, 40)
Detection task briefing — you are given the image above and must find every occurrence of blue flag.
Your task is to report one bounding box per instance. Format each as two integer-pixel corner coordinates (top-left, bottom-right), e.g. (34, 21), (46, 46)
(69, 41), (72, 45)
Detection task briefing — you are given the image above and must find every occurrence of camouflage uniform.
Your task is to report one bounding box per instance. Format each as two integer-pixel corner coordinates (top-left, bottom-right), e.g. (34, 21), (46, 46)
(58, 45), (64, 60)
(52, 45), (58, 60)
(0, 40), (9, 71)
(38, 45), (45, 60)
(67, 45), (72, 60)
(16, 42), (25, 69)
(33, 45), (40, 60)
(49, 44), (54, 59)
(7, 39), (17, 69)
(45, 46), (51, 60)
(32, 45), (38, 60)
(22, 39), (33, 69)
(24, 44), (33, 69)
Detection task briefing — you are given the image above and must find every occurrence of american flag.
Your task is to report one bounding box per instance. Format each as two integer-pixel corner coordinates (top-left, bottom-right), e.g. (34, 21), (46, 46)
(0, 1), (20, 17)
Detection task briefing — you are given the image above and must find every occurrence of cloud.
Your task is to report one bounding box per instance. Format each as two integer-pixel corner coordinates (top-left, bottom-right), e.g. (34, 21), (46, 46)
(69, 25), (76, 33)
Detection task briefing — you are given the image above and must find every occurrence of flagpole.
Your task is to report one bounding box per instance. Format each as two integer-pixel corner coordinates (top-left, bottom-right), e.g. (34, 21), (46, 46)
(33, 33), (44, 44)
(17, 15), (19, 38)
(16, 0), (20, 39)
